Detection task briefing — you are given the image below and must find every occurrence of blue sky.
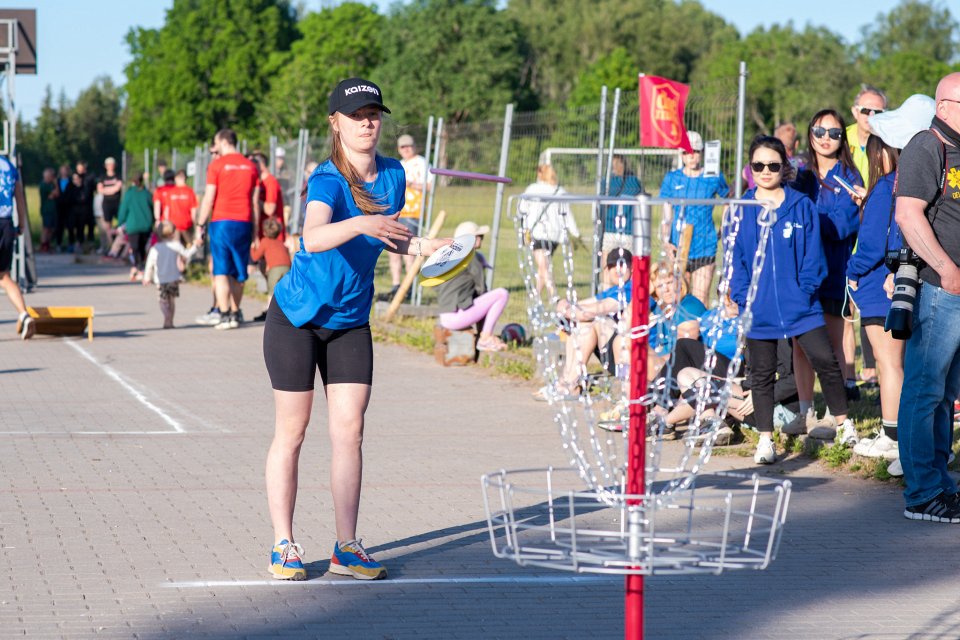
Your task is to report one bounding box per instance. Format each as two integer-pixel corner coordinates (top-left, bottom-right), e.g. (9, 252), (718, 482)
(11, 0), (907, 123)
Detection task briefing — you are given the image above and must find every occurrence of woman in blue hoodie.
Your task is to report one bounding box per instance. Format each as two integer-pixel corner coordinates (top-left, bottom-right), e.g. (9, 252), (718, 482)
(262, 78), (450, 582)
(847, 134), (903, 467)
(791, 110), (864, 423)
(731, 136), (852, 465)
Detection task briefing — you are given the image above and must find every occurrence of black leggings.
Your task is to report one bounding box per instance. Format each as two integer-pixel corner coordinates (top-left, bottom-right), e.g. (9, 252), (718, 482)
(747, 326), (847, 433)
(127, 232), (150, 270)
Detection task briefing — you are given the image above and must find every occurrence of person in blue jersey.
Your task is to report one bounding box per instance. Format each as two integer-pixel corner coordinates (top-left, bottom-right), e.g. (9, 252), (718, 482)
(787, 109), (865, 434)
(601, 155), (642, 252)
(262, 78), (450, 582)
(659, 131), (729, 305)
(847, 133), (904, 472)
(731, 136), (853, 465)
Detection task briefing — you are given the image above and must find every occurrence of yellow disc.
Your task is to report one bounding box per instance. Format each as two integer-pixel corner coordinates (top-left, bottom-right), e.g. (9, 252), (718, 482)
(418, 247), (475, 287)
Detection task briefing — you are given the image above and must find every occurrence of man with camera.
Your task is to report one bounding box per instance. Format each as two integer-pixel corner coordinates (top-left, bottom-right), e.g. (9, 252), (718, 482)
(895, 72), (960, 523)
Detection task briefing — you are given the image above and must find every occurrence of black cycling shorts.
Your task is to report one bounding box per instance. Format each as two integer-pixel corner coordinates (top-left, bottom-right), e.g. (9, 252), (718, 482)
(860, 316), (886, 327)
(263, 297), (373, 391)
(0, 218), (15, 273)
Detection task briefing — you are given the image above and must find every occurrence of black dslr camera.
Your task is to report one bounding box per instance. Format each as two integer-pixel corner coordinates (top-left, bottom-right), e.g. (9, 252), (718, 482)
(884, 247), (922, 340)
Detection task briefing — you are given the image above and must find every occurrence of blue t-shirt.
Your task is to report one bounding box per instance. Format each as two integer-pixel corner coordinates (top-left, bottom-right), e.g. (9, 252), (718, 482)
(659, 169), (729, 259)
(649, 294), (707, 355)
(273, 156), (405, 329)
(699, 307), (740, 360)
(596, 279), (633, 304)
(0, 156), (18, 219)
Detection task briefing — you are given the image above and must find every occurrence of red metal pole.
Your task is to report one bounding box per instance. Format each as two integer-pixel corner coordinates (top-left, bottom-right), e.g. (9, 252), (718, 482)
(625, 248), (651, 640)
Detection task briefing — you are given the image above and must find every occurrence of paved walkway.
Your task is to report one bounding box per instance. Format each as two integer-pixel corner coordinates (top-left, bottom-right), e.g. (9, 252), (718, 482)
(0, 255), (954, 639)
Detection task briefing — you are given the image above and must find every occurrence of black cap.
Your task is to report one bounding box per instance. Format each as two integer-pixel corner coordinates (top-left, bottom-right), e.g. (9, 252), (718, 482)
(328, 77), (391, 115)
(606, 248), (633, 267)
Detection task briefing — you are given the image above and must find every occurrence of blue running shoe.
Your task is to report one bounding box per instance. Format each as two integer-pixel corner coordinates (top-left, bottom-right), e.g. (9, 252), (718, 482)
(269, 539), (306, 580)
(328, 539), (386, 580)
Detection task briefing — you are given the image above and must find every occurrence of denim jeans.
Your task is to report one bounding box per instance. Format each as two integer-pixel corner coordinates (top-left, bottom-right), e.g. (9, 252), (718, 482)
(899, 284), (960, 507)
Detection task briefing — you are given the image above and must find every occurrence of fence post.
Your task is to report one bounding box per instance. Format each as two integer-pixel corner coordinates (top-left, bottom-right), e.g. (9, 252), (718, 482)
(597, 87), (621, 269)
(592, 86), (608, 296)
(422, 117), (443, 244)
(269, 135), (277, 174)
(413, 115), (435, 307)
(735, 61), (747, 199)
(290, 128), (309, 235)
(486, 103), (514, 292)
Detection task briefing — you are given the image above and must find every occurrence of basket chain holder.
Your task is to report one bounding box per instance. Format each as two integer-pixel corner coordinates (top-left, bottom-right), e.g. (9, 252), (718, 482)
(482, 193), (790, 640)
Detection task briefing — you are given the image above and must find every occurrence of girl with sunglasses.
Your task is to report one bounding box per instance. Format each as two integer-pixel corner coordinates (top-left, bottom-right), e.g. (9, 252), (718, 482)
(786, 110), (864, 436)
(846, 134), (903, 475)
(731, 136), (853, 465)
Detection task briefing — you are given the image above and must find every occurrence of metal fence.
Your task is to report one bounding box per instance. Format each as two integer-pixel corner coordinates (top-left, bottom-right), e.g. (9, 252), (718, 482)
(119, 73), (742, 327)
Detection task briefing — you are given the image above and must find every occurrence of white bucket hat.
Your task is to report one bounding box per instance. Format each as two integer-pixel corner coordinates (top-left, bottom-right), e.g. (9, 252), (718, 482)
(868, 94), (936, 149)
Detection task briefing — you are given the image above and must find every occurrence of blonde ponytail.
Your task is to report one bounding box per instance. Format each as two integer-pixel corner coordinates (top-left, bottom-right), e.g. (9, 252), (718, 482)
(330, 132), (388, 216)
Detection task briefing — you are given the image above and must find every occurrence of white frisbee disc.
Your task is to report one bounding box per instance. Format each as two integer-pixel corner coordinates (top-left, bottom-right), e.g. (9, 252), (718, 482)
(419, 234), (476, 279)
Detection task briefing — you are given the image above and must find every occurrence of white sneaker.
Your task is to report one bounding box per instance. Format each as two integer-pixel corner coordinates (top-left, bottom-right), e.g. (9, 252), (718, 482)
(215, 314), (236, 331)
(18, 313), (35, 340)
(887, 457), (903, 477)
(853, 433), (898, 460)
(837, 419), (859, 446)
(196, 309), (222, 326)
(754, 436), (776, 465)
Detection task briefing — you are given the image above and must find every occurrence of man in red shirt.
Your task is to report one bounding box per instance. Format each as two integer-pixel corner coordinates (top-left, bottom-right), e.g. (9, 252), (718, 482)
(196, 128), (260, 330)
(165, 169), (199, 245)
(153, 170), (175, 222)
(251, 152), (285, 242)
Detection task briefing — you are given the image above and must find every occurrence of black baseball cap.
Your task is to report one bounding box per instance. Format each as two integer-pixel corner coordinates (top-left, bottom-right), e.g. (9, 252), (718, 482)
(328, 77), (391, 115)
(606, 248), (633, 267)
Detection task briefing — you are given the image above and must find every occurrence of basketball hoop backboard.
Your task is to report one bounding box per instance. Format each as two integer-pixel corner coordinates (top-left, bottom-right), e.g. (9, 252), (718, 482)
(0, 9), (36, 74)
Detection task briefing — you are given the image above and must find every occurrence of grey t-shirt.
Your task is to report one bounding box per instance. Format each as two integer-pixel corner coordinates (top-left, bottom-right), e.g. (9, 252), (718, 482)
(436, 255), (485, 314)
(897, 130), (960, 287)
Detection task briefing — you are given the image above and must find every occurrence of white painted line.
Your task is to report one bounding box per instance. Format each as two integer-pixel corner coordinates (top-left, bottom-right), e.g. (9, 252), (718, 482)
(163, 576), (616, 588)
(65, 340), (185, 433)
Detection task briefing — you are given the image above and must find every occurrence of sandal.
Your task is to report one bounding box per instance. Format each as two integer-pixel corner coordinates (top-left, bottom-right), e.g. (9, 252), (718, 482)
(477, 336), (508, 352)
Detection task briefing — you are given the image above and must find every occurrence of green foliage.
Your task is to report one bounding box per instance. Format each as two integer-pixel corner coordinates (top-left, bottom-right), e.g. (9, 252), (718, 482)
(123, 0), (297, 150)
(568, 48), (637, 108)
(508, 0), (737, 107)
(859, 0), (958, 63)
(692, 23), (859, 135)
(817, 442), (853, 468)
(19, 79), (123, 183)
(258, 3), (385, 139)
(375, 0), (526, 124)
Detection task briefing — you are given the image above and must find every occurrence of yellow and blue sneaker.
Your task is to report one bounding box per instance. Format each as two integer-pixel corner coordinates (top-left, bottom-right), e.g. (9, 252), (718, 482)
(328, 539), (387, 580)
(269, 539), (306, 580)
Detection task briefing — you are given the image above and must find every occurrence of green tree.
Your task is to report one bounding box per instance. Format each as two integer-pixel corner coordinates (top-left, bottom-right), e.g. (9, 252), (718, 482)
(258, 2), (384, 139)
(861, 51), (953, 106)
(374, 0), (525, 124)
(859, 0), (958, 64)
(508, 0), (737, 107)
(123, 0), (297, 150)
(568, 47), (636, 108)
(692, 24), (859, 134)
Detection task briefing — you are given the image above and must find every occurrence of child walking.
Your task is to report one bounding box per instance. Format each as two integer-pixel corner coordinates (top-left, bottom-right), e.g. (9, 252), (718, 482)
(142, 221), (199, 328)
(250, 217), (291, 322)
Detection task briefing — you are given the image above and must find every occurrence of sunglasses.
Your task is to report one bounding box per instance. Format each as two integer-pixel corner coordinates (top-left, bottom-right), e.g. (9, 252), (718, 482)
(856, 106), (884, 116)
(812, 126), (843, 140)
(750, 161), (782, 173)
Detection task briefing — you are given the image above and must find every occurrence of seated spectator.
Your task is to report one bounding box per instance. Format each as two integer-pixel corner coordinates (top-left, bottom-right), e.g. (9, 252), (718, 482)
(250, 217), (292, 322)
(646, 262), (707, 381)
(436, 221), (509, 352)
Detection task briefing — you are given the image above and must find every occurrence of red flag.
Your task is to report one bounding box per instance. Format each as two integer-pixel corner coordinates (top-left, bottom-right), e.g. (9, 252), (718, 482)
(638, 74), (692, 152)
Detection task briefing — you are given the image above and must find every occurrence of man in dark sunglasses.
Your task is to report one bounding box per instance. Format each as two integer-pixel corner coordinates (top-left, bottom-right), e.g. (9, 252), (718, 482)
(847, 84), (888, 182)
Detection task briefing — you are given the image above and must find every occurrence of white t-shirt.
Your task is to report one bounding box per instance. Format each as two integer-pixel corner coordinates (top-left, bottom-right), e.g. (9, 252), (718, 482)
(517, 181), (580, 243)
(144, 240), (199, 285)
(399, 155), (432, 189)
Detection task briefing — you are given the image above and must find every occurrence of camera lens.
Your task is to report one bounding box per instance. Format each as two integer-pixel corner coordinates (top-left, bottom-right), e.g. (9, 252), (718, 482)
(885, 263), (920, 340)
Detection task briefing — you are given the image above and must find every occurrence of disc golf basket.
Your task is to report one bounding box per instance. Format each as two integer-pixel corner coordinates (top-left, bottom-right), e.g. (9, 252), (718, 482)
(481, 193), (790, 639)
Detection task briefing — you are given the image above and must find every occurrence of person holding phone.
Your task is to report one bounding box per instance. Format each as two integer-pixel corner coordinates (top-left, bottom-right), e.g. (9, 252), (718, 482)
(785, 110), (864, 437)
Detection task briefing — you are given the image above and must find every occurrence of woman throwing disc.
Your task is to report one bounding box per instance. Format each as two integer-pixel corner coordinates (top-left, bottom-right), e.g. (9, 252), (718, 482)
(263, 78), (449, 581)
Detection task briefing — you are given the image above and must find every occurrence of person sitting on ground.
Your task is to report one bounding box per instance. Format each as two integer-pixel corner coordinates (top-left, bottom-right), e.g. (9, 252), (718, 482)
(646, 261), (707, 383)
(250, 217), (292, 322)
(436, 221), (509, 352)
(535, 249), (633, 400)
(142, 221), (200, 329)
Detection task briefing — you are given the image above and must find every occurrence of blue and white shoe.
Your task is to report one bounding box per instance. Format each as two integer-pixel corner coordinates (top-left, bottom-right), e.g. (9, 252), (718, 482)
(269, 539), (306, 580)
(328, 539), (386, 580)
